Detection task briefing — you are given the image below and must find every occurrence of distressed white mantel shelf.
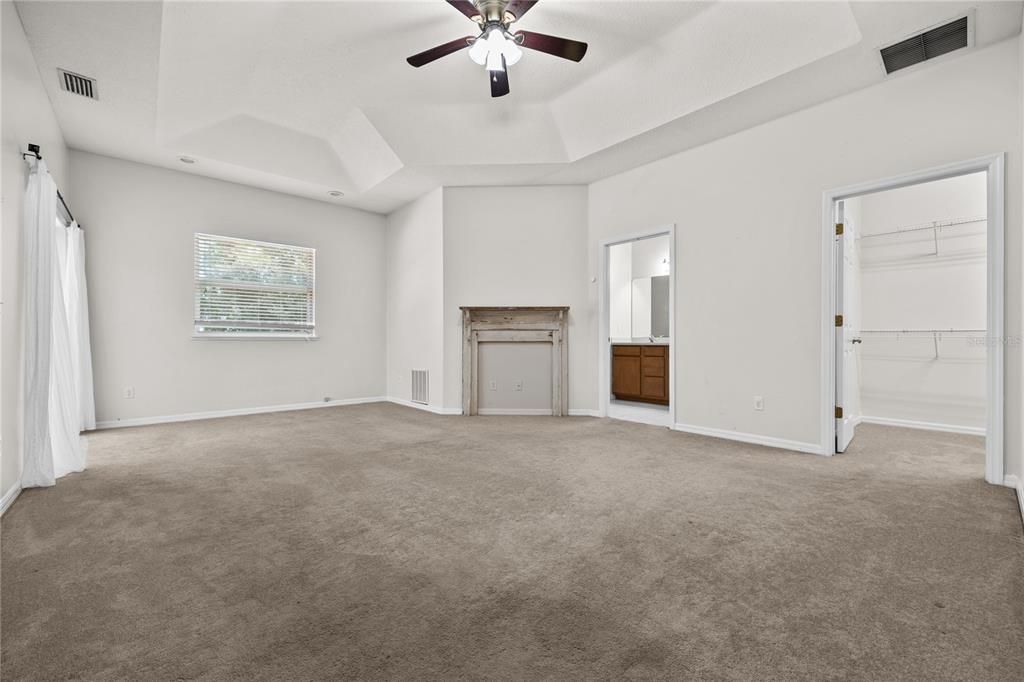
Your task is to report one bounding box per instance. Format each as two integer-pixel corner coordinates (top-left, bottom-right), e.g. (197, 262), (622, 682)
(461, 307), (569, 417)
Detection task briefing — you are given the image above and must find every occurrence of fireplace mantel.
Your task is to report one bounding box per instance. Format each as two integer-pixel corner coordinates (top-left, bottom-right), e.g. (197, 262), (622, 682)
(460, 307), (569, 416)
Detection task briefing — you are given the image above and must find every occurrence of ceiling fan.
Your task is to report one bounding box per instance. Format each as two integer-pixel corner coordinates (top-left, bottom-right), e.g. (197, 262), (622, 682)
(406, 0), (588, 98)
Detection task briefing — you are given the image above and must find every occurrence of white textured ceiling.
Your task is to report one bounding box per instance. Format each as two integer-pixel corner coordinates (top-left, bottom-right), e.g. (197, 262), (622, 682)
(14, 0), (1024, 214)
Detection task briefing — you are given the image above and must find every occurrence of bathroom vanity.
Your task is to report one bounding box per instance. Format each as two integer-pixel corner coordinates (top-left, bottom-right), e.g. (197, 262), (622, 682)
(611, 343), (669, 405)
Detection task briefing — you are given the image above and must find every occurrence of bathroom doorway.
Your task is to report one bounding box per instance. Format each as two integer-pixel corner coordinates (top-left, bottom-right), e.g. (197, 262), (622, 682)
(599, 227), (675, 427)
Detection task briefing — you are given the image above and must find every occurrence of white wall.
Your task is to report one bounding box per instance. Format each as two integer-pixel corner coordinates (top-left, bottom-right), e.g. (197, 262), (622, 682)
(1, 2), (71, 502)
(855, 174), (987, 430)
(385, 188), (445, 409)
(589, 39), (1022, 472)
(631, 235), (671, 279)
(442, 186), (591, 413)
(630, 234), (671, 339)
(608, 242), (632, 340)
(1019, 21), (1024, 487)
(631, 277), (652, 339)
(69, 151), (387, 424)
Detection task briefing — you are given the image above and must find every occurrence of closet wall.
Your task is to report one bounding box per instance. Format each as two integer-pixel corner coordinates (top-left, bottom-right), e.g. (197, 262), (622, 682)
(854, 172), (988, 431)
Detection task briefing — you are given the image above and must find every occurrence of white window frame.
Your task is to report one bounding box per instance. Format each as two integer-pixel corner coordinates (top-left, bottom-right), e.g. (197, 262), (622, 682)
(193, 233), (317, 340)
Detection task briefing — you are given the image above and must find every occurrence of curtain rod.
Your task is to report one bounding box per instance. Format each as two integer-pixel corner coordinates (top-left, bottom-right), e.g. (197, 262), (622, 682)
(21, 143), (79, 229)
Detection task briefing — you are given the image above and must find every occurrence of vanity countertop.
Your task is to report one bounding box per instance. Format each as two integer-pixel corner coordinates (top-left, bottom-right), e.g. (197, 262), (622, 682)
(610, 340), (670, 346)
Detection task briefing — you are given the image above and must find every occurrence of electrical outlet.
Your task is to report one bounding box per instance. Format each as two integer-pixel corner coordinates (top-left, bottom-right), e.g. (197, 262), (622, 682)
(513, 380), (523, 392)
(489, 380), (497, 391)
(753, 396), (764, 411)
(123, 387), (135, 399)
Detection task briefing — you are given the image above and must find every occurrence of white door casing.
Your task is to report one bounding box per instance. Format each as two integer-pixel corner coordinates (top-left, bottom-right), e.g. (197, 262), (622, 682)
(821, 154), (1004, 485)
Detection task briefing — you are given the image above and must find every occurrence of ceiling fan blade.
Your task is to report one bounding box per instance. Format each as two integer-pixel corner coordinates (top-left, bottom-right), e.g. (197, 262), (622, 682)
(446, 0), (481, 20)
(407, 36), (474, 67)
(505, 1), (539, 22)
(516, 30), (588, 62)
(490, 59), (510, 98)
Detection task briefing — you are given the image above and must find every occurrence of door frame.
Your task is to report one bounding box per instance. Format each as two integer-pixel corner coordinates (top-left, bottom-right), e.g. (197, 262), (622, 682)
(598, 225), (677, 427)
(820, 154), (1005, 484)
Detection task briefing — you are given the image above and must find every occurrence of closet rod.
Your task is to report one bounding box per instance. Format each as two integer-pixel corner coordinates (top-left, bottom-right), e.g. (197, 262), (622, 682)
(857, 216), (985, 241)
(21, 143), (79, 228)
(857, 328), (985, 359)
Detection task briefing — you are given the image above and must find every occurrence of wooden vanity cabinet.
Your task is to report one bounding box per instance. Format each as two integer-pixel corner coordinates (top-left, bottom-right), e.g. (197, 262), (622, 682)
(611, 344), (669, 405)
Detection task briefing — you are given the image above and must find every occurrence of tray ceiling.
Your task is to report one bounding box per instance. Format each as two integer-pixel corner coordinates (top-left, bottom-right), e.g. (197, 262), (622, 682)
(15, 1), (1023, 213)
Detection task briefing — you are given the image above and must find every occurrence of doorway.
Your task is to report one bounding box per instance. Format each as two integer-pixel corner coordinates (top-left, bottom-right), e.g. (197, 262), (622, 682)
(823, 155), (1004, 484)
(599, 227), (676, 427)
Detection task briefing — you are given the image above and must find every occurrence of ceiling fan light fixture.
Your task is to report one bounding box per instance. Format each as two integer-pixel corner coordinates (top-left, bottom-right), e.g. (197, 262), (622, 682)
(486, 48), (505, 72)
(468, 36), (489, 65)
(503, 38), (523, 66)
(470, 26), (522, 71)
(409, 0), (588, 97)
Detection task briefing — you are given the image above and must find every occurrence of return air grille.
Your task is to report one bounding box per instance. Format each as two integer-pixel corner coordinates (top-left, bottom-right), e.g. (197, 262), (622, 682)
(880, 16), (969, 75)
(58, 69), (98, 99)
(411, 370), (429, 405)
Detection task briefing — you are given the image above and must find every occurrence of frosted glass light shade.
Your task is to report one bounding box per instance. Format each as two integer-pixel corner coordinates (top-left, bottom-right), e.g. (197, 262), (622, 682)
(468, 27), (521, 72)
(468, 37), (488, 65)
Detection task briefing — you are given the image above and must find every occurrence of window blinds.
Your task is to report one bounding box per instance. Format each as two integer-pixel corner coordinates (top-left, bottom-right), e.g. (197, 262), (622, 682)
(193, 233), (315, 336)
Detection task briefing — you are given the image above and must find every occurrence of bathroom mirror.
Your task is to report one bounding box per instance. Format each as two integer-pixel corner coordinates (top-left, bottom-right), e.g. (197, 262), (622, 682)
(631, 275), (670, 338)
(608, 234), (671, 342)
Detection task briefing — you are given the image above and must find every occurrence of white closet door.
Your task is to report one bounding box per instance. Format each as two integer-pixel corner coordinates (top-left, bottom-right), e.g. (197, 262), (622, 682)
(836, 202), (861, 453)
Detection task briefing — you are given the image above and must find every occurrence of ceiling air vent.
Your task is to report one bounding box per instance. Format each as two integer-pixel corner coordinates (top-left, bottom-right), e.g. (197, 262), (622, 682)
(58, 69), (98, 99)
(879, 16), (971, 75)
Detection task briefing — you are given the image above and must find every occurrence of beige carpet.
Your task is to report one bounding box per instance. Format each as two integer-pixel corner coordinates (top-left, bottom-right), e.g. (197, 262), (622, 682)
(2, 403), (1022, 680)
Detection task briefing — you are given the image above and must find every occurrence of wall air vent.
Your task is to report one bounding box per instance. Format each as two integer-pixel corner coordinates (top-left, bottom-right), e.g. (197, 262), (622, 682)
(880, 16), (970, 75)
(58, 69), (98, 99)
(411, 369), (429, 405)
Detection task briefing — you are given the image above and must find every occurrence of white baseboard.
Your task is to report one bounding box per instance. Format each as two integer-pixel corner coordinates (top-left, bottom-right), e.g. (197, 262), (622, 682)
(477, 408), (553, 416)
(568, 408), (600, 417)
(860, 415), (985, 436)
(609, 403), (673, 428)
(386, 398), (597, 417)
(673, 422), (826, 456)
(0, 482), (22, 516)
(386, 397), (462, 416)
(1005, 475), (1024, 527)
(96, 396), (388, 429)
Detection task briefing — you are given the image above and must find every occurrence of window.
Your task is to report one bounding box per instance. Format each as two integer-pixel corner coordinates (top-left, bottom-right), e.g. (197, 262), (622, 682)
(193, 233), (315, 337)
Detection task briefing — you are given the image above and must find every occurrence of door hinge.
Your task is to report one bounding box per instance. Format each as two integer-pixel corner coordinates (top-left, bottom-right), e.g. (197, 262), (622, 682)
(835, 222), (844, 236)
(835, 406), (843, 419)
(835, 314), (844, 327)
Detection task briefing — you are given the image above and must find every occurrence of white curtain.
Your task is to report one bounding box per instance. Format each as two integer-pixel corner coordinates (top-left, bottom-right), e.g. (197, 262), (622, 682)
(65, 222), (96, 431)
(22, 158), (93, 489)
